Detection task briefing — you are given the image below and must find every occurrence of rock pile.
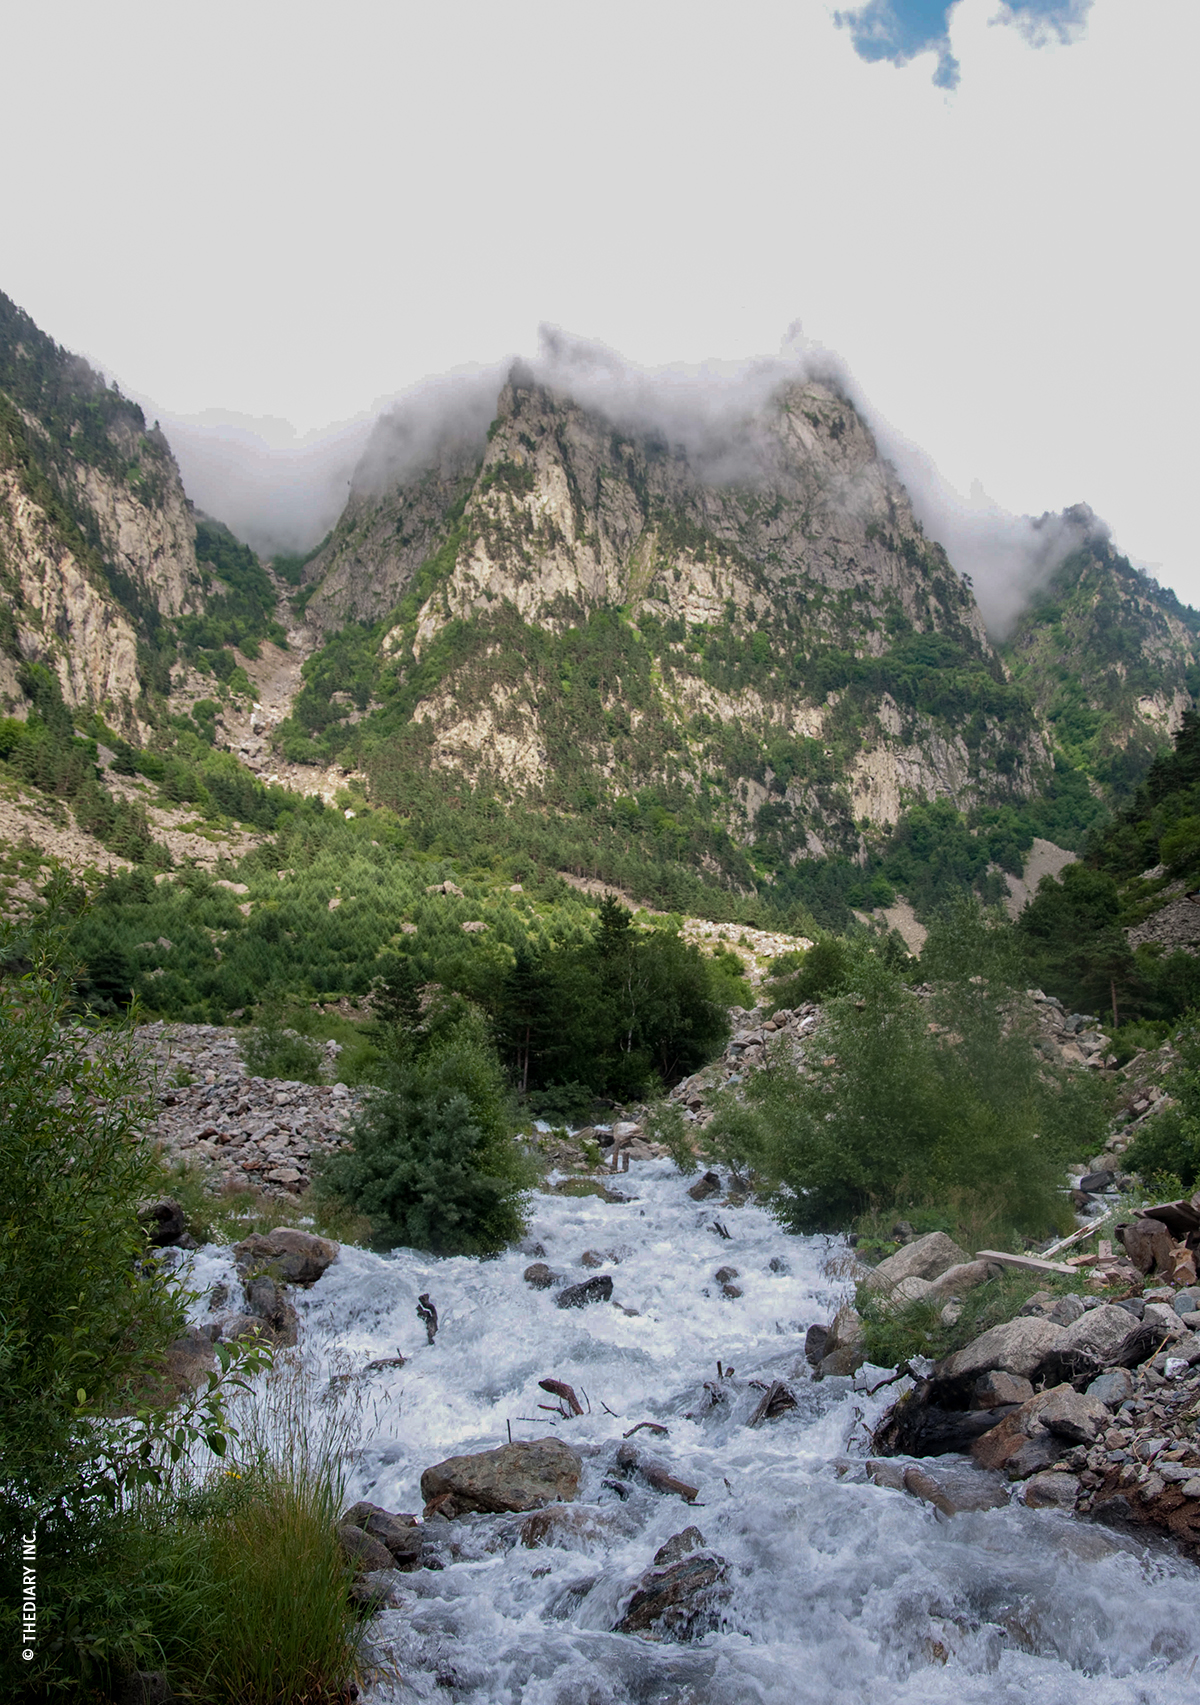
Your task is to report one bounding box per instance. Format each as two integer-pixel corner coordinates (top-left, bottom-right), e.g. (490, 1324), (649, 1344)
(668, 1004), (821, 1122)
(128, 1022), (362, 1196)
(866, 1228), (1200, 1549)
(668, 990), (1117, 1127)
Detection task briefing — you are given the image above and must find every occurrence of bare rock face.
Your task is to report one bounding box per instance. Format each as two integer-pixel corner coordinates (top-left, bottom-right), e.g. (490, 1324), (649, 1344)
(233, 1227), (339, 1285)
(420, 1438), (582, 1518)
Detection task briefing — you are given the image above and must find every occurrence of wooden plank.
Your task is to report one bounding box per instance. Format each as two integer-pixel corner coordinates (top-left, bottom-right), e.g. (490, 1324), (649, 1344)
(1041, 1210), (1114, 1260)
(976, 1248), (1079, 1277)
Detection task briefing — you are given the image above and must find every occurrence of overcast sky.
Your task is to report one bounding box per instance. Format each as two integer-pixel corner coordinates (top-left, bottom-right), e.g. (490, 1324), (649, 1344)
(4, 0), (1196, 603)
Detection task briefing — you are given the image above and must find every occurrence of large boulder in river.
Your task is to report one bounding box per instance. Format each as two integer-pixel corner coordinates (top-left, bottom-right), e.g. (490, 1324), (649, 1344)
(862, 1231), (968, 1293)
(556, 1275), (613, 1309)
(939, 1315), (1067, 1383)
(233, 1227), (339, 1286)
(817, 1303), (866, 1378)
(420, 1438), (581, 1518)
(614, 1529), (730, 1640)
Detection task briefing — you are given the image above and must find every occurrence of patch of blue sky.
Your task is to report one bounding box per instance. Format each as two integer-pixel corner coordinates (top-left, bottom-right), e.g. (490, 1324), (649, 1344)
(835, 1), (1092, 88)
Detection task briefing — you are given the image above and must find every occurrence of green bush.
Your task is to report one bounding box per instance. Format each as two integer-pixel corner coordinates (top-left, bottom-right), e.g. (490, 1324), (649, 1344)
(320, 1010), (534, 1253)
(240, 1004), (326, 1083)
(704, 929), (1105, 1243)
(1124, 1015), (1200, 1187)
(0, 937), (185, 1526)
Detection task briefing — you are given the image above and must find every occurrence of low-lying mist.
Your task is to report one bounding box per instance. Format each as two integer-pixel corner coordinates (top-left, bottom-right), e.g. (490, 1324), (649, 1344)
(158, 327), (1107, 636)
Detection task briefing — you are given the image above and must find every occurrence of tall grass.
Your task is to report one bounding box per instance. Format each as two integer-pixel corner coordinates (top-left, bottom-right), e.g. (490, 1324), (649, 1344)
(29, 1353), (366, 1704)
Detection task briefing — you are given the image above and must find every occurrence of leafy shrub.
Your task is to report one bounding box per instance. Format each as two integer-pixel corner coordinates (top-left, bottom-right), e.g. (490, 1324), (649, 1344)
(704, 934), (1104, 1243)
(643, 1099), (698, 1174)
(240, 1004), (325, 1083)
(0, 937), (185, 1525)
(1124, 1016), (1200, 1187)
(320, 1011), (534, 1253)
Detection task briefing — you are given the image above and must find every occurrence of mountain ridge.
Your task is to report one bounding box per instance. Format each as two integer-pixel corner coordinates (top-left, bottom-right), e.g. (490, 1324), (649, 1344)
(1, 289), (1198, 935)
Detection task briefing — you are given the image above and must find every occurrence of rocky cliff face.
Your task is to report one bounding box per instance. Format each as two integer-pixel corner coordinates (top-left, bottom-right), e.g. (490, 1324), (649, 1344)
(290, 367), (1046, 863)
(0, 290), (204, 725)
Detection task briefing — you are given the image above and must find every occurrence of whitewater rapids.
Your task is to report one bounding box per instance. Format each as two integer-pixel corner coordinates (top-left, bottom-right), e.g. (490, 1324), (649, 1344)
(190, 1161), (1200, 1702)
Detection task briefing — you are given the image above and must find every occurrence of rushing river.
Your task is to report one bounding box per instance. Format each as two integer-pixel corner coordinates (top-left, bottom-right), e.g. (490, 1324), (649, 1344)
(192, 1160), (1200, 1702)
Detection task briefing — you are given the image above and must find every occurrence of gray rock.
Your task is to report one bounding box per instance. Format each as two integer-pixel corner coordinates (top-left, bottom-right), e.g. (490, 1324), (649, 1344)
(862, 1231), (969, 1293)
(817, 1304), (866, 1377)
(244, 1272), (299, 1343)
(217, 1312), (279, 1344)
(804, 1323), (829, 1366)
(1005, 1434), (1063, 1481)
(974, 1370), (1034, 1408)
(233, 1227), (339, 1285)
(341, 1501), (423, 1563)
(420, 1438), (582, 1517)
(556, 1276), (613, 1308)
(1079, 1170), (1115, 1193)
(924, 1260), (993, 1302)
(1142, 1302), (1186, 1336)
(1037, 1385), (1110, 1444)
(523, 1263), (558, 1290)
(1018, 1289), (1058, 1318)
(614, 1550), (730, 1640)
(687, 1171), (722, 1201)
(940, 1316), (1067, 1382)
(901, 1461), (1010, 1515)
(653, 1526), (707, 1565)
(1042, 1304), (1158, 1380)
(1048, 1294), (1087, 1327)
(1022, 1471), (1080, 1509)
(137, 1197), (188, 1247)
(337, 1522), (394, 1573)
(1086, 1368), (1134, 1407)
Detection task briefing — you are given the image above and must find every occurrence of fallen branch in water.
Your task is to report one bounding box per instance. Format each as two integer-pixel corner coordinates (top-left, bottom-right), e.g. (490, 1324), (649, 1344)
(747, 1380), (797, 1426)
(622, 1420), (669, 1439)
(538, 1378), (584, 1416)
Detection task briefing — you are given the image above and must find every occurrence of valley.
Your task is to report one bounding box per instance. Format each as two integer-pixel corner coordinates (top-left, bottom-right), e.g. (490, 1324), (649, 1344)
(9, 286), (1200, 1705)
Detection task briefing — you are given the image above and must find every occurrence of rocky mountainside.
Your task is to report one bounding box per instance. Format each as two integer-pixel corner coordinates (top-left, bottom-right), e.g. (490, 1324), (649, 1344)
(3, 289), (1199, 934)
(0, 290), (205, 730)
(1004, 534), (1200, 807)
(283, 368), (1056, 891)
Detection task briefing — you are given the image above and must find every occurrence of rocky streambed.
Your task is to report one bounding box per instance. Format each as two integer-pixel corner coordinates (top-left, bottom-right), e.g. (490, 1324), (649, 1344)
(168, 1162), (1200, 1703)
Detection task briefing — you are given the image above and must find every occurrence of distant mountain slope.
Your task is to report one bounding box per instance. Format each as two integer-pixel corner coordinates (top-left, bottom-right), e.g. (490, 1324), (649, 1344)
(1004, 536), (1200, 807)
(280, 366), (1065, 911)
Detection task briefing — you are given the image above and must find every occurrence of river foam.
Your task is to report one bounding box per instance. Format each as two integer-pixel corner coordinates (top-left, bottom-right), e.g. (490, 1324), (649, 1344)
(190, 1160), (1200, 1701)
